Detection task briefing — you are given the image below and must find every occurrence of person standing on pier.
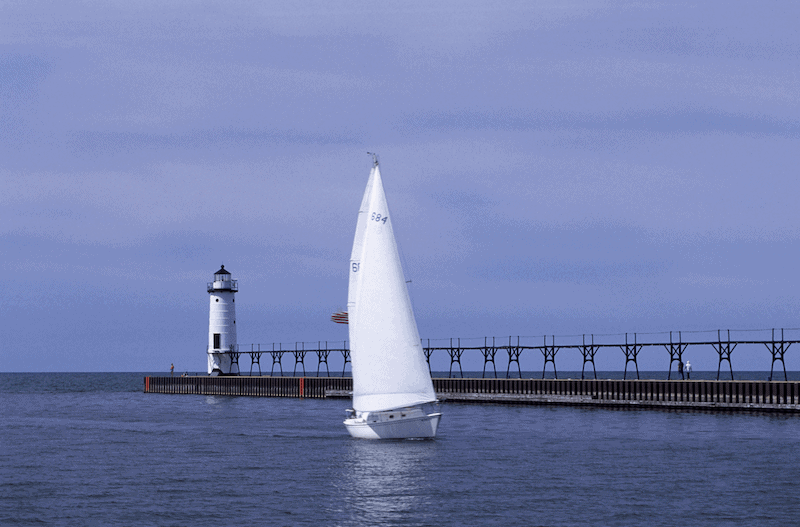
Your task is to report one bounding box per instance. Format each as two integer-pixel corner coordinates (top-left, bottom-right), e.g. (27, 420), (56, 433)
(171, 363), (174, 377)
(685, 361), (692, 380)
(678, 360), (684, 380)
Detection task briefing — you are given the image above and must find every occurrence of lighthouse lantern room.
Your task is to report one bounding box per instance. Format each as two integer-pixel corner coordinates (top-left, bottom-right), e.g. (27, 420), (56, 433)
(207, 265), (239, 375)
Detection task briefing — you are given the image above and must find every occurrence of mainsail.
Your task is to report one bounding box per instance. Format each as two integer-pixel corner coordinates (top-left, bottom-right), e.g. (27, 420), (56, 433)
(347, 162), (436, 412)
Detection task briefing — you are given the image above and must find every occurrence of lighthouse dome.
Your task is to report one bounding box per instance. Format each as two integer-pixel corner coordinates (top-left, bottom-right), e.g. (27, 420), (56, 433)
(207, 265), (238, 292)
(214, 265), (231, 280)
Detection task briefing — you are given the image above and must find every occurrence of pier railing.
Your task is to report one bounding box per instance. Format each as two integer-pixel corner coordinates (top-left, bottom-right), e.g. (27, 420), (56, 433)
(223, 328), (800, 381)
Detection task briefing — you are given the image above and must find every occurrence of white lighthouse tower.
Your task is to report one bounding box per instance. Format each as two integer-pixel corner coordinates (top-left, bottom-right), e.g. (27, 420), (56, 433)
(207, 265), (239, 375)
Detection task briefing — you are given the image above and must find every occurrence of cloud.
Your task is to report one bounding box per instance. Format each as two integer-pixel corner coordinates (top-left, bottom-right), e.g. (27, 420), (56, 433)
(0, 54), (53, 139)
(475, 258), (671, 285)
(0, 54), (51, 102)
(675, 273), (764, 289)
(67, 128), (360, 155)
(3, 1), (800, 371)
(540, 56), (800, 110)
(617, 24), (800, 62)
(403, 107), (800, 138)
(0, 150), (370, 247)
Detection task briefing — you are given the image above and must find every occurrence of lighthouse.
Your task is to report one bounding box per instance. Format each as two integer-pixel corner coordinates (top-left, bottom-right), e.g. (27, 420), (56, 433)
(207, 265), (239, 375)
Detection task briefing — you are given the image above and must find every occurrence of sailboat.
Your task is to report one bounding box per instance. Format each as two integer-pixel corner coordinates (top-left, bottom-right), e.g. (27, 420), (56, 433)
(343, 154), (442, 439)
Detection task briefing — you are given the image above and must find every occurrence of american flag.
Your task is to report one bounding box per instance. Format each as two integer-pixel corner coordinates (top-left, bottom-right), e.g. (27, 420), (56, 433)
(330, 311), (348, 324)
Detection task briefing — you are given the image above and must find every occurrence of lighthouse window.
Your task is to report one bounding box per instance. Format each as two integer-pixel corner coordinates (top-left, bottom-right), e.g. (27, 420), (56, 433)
(216, 299), (219, 302)
(213, 333), (221, 349)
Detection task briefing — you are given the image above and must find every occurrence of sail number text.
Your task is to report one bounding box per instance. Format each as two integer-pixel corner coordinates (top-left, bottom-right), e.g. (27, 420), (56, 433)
(371, 212), (388, 224)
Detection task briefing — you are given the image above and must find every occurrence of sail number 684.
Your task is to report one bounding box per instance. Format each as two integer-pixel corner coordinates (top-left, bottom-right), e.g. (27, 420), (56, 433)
(371, 212), (388, 224)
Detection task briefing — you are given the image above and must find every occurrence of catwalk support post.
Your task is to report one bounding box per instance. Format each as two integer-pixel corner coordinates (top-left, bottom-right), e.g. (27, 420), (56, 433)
(541, 335), (559, 379)
(621, 333), (641, 380)
(765, 328), (790, 382)
(665, 331), (688, 380)
(481, 337), (499, 379)
(714, 329), (736, 381)
(580, 334), (598, 380)
(506, 336), (523, 379)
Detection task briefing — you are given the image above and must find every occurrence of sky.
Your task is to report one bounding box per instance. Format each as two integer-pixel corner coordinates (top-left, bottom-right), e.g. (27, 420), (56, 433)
(2, 1), (799, 373)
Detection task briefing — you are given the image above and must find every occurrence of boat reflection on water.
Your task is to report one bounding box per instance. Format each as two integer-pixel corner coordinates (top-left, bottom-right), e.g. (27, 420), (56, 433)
(336, 439), (438, 523)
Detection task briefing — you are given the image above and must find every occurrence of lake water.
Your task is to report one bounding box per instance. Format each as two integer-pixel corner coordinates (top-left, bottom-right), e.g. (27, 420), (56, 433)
(2, 373), (799, 526)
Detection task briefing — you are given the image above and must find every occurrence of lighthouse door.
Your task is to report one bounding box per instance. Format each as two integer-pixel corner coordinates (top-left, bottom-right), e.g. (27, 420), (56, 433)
(213, 333), (221, 349)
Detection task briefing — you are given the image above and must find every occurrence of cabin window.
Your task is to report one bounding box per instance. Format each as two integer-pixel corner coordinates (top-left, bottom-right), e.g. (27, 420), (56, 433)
(213, 333), (221, 349)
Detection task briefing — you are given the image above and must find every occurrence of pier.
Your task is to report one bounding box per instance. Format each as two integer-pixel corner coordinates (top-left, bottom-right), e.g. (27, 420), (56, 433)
(150, 327), (800, 412)
(144, 376), (800, 412)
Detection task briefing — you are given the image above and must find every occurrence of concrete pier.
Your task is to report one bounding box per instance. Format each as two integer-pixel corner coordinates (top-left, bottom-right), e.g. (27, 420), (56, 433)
(145, 376), (800, 412)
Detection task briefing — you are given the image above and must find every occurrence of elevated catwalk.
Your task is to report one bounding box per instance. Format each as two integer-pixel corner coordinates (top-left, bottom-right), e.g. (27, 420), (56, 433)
(145, 376), (800, 413)
(226, 329), (799, 382)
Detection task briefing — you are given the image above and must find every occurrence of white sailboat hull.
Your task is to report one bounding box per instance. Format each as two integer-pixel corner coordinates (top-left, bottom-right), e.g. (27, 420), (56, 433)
(344, 403), (441, 439)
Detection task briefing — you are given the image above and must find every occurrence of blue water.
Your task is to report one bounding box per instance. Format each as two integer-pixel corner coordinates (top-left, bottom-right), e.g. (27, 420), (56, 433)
(2, 373), (800, 526)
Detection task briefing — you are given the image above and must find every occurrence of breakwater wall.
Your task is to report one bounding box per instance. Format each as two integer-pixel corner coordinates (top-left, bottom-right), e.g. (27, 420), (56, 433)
(144, 376), (800, 412)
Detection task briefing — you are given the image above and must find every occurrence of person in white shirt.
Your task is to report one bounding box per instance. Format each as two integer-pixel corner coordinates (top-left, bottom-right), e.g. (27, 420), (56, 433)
(685, 360), (692, 380)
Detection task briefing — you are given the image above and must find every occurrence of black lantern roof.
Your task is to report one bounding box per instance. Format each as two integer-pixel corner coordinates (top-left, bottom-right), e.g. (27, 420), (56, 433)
(208, 265), (238, 292)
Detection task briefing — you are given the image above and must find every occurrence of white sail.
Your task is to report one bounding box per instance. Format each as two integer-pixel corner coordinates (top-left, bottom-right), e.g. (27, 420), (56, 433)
(348, 163), (436, 413)
(347, 165), (375, 317)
